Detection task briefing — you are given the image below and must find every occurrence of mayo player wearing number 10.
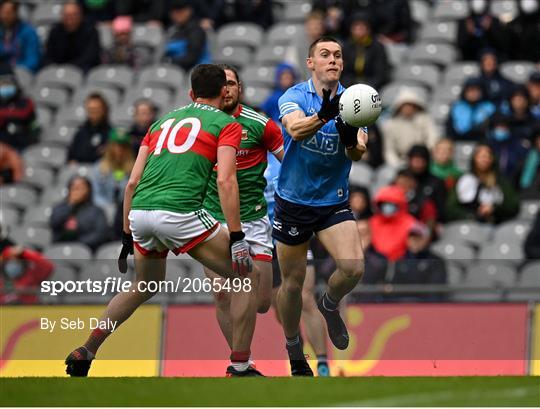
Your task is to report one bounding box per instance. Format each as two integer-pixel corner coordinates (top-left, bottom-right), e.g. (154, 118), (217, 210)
(65, 64), (255, 377)
(274, 36), (368, 376)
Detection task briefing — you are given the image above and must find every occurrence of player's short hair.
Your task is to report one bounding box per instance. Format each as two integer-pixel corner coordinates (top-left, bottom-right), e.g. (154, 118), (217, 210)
(308, 36), (341, 57)
(217, 63), (241, 85)
(191, 64), (226, 99)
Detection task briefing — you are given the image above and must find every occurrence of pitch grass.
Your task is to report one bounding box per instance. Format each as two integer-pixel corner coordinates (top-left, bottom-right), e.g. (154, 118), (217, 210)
(1, 377), (539, 406)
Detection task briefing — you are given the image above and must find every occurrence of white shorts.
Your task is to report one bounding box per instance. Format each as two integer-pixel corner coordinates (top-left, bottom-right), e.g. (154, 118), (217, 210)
(224, 215), (273, 262)
(129, 209), (220, 257)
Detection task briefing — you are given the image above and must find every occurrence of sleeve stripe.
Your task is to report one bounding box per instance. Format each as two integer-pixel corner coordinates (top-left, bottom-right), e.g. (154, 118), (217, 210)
(279, 102), (299, 111)
(271, 146), (284, 155)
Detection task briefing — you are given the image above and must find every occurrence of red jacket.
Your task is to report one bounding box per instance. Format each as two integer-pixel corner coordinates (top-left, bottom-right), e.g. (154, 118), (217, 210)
(0, 248), (53, 304)
(370, 185), (417, 261)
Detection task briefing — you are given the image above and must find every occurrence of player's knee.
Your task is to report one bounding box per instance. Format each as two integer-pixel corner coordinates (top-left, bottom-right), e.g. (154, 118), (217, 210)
(282, 276), (303, 297)
(257, 296), (272, 314)
(341, 260), (364, 281)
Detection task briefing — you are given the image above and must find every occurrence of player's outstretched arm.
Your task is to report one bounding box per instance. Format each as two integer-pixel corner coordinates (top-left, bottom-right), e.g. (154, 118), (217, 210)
(282, 110), (324, 141)
(216, 145), (242, 233)
(123, 146), (149, 234)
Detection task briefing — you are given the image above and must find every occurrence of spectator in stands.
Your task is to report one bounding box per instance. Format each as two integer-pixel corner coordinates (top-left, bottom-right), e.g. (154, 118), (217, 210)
(382, 88), (439, 167)
(506, 0), (540, 63)
(164, 0), (209, 72)
(227, 0), (273, 30)
(369, 184), (417, 261)
(341, 12), (390, 90)
(477, 48), (514, 106)
(128, 98), (157, 154)
(0, 234), (53, 304)
(261, 63), (298, 123)
(0, 141), (22, 185)
(527, 72), (540, 121)
(487, 113), (529, 182)
(456, 0), (507, 61)
(446, 143), (520, 224)
(393, 222), (447, 301)
(90, 128), (134, 211)
(115, 0), (165, 25)
(394, 169), (437, 231)
(50, 175), (109, 251)
(192, 0), (225, 30)
(0, 63), (38, 150)
(102, 15), (152, 69)
(77, 0), (115, 24)
(364, 0), (413, 44)
(44, 1), (101, 72)
(349, 185), (372, 220)
(406, 144), (447, 223)
(430, 138), (463, 190)
(520, 125), (540, 197)
(67, 93), (111, 164)
(447, 77), (496, 141)
(524, 210), (540, 259)
(0, 0), (41, 72)
(501, 85), (537, 143)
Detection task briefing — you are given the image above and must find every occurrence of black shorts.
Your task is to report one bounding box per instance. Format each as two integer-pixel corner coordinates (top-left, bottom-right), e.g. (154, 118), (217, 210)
(271, 194), (355, 246)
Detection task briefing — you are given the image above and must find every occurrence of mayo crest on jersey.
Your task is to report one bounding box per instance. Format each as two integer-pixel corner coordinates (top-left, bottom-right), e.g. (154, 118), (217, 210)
(131, 103), (241, 213)
(277, 79), (351, 206)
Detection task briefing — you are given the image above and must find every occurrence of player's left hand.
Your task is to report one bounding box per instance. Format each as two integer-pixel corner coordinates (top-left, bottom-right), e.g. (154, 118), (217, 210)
(335, 116), (358, 149)
(118, 231), (134, 274)
(229, 231), (253, 277)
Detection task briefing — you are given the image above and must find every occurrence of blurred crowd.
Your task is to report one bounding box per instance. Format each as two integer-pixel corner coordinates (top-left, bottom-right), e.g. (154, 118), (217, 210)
(1, 0), (540, 304)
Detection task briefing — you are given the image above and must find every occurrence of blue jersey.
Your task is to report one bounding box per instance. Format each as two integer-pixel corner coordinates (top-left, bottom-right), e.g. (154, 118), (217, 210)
(263, 152), (281, 223)
(277, 79), (351, 206)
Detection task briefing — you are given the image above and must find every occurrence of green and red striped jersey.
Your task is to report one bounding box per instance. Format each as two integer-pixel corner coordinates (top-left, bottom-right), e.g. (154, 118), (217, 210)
(203, 104), (283, 222)
(131, 102), (242, 214)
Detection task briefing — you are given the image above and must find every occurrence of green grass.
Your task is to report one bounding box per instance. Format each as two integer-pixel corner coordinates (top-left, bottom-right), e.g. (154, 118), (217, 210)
(1, 377), (539, 406)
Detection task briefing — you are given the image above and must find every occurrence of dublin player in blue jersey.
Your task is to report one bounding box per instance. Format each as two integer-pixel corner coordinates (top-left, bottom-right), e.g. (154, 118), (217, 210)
(273, 36), (368, 376)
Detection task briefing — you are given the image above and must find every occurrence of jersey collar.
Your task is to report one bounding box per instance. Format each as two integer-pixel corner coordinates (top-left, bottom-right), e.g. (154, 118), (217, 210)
(231, 104), (243, 118)
(307, 79), (345, 95)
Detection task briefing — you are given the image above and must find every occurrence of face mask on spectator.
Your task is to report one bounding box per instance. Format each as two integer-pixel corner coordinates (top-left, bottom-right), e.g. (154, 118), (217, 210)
(3, 259), (25, 279)
(471, 0), (487, 14)
(492, 128), (511, 141)
(0, 84), (17, 100)
(521, 0), (539, 13)
(378, 202), (399, 216)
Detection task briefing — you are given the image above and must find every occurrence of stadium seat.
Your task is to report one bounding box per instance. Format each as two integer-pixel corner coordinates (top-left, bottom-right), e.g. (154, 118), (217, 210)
(22, 143), (67, 170)
(428, 101), (450, 125)
(379, 82), (429, 108)
(492, 221), (531, 245)
(132, 23), (164, 55)
(21, 165), (55, 191)
(216, 23), (264, 50)
(44, 242), (92, 270)
(36, 107), (54, 128)
(111, 105), (134, 128)
(478, 242), (524, 266)
(282, 2), (312, 23)
(51, 265), (78, 282)
(349, 161), (373, 187)
(71, 85), (121, 108)
(0, 185), (38, 211)
(42, 124), (77, 147)
(56, 165), (92, 188)
(14, 66), (33, 91)
(213, 45), (252, 69)
(443, 62), (480, 85)
(255, 45), (288, 66)
(518, 262), (540, 286)
(518, 200), (539, 221)
(374, 164), (398, 186)
(31, 2), (62, 26)
(500, 61), (537, 84)
(410, 0), (431, 24)
(79, 260), (126, 281)
(124, 87), (172, 112)
(9, 226), (52, 250)
(97, 23), (113, 50)
(242, 85), (271, 108)
(95, 241), (122, 260)
(241, 65), (276, 88)
(86, 65), (134, 93)
(0, 204), (19, 230)
(394, 64), (441, 90)
(441, 221), (489, 248)
(35, 65), (83, 93)
(384, 42), (407, 68)
(55, 105), (86, 127)
(40, 185), (68, 205)
(408, 43), (458, 67)
(35, 24), (51, 46)
(446, 263), (464, 285)
(418, 21), (458, 44)
(33, 86), (69, 111)
(454, 141), (475, 171)
(430, 241), (475, 267)
(433, 0), (468, 20)
(432, 83), (462, 103)
(23, 204), (53, 227)
(267, 23), (303, 46)
(137, 64), (185, 92)
(491, 0), (518, 21)
(453, 262), (517, 301)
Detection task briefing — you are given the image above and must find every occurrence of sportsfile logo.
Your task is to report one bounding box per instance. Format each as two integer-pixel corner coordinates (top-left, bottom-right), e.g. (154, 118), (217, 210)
(353, 98), (361, 114)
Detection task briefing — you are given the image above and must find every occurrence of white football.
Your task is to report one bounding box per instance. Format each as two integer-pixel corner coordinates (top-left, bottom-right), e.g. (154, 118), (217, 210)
(339, 84), (382, 127)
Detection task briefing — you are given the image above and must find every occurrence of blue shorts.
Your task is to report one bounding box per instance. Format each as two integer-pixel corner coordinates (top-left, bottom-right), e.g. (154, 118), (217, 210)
(271, 194), (355, 246)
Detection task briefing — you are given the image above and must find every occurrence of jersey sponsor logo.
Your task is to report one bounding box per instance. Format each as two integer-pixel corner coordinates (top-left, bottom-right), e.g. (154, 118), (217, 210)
(301, 130), (339, 156)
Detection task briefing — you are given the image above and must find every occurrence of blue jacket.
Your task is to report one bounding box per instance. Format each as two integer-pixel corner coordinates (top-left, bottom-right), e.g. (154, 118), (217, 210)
(448, 99), (495, 140)
(0, 21), (41, 72)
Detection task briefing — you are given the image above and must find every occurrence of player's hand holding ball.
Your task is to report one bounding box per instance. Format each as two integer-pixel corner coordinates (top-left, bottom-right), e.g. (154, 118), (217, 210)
(335, 116), (365, 152)
(317, 88), (341, 123)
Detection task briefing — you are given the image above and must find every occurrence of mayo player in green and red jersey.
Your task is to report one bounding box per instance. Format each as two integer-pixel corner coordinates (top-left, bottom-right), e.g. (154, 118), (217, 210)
(65, 64), (256, 377)
(202, 65), (284, 376)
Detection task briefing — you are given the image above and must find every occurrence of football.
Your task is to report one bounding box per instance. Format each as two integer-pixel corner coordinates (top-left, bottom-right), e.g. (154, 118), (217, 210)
(339, 83), (382, 127)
